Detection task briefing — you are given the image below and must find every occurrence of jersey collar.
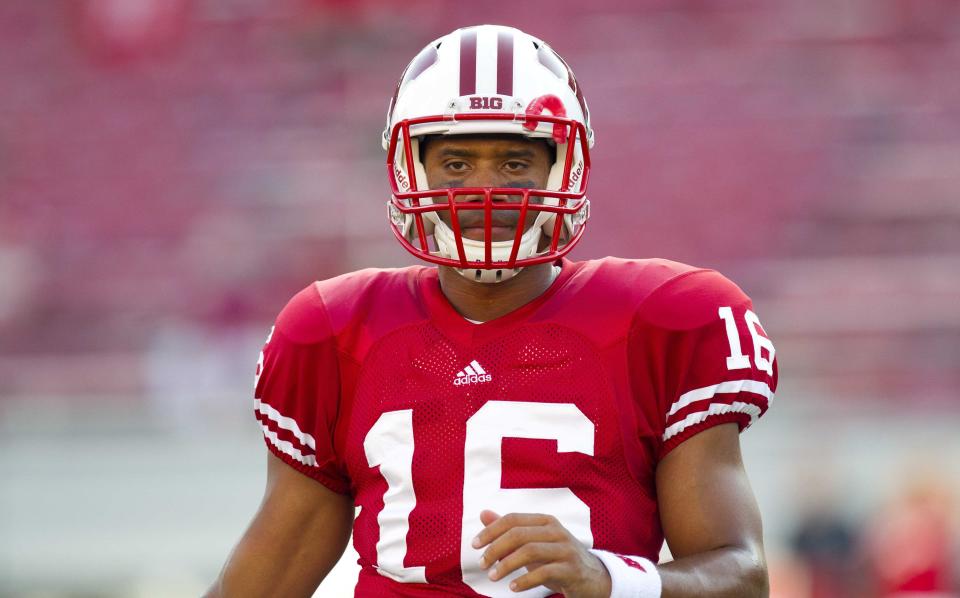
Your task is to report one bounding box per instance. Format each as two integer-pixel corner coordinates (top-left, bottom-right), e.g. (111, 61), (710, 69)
(417, 259), (580, 346)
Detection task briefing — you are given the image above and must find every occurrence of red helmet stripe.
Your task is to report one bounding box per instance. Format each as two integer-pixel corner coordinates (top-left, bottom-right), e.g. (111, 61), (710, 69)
(496, 31), (513, 96)
(459, 29), (477, 96)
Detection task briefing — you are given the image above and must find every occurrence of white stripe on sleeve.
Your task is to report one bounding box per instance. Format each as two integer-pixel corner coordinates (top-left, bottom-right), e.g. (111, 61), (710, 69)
(662, 401), (764, 442)
(260, 424), (318, 467)
(667, 379), (774, 418)
(254, 398), (317, 450)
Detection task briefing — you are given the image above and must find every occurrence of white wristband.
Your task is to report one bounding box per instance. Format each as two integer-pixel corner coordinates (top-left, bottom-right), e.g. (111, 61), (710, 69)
(590, 549), (662, 598)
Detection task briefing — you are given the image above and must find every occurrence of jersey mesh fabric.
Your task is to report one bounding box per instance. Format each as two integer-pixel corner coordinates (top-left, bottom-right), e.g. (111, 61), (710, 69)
(344, 321), (660, 597)
(252, 258), (778, 597)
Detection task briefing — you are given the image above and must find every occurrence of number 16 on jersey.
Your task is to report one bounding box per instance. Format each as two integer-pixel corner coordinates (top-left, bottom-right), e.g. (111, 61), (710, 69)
(364, 401), (595, 596)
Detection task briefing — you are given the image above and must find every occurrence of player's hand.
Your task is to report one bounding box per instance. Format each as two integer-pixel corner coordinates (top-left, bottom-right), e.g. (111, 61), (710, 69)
(472, 510), (612, 597)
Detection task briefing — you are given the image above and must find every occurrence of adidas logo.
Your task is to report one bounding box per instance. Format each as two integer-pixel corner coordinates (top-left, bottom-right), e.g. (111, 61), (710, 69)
(453, 360), (492, 386)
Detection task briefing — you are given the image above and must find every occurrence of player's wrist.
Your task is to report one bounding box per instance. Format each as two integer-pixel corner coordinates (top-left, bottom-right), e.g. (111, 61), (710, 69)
(589, 550), (661, 598)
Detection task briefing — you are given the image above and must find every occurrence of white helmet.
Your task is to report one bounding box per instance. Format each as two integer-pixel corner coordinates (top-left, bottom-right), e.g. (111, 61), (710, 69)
(383, 24), (594, 283)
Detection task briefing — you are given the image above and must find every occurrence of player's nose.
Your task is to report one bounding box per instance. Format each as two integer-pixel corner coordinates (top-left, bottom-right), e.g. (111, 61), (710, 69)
(459, 168), (515, 203)
(463, 165), (506, 189)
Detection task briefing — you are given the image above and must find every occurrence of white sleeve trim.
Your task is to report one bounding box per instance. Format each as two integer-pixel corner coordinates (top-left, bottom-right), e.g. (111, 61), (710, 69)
(667, 379), (774, 418)
(254, 398), (317, 450)
(260, 424), (318, 467)
(663, 401), (763, 442)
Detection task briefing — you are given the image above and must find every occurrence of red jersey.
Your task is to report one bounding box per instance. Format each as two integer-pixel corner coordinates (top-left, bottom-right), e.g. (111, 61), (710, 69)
(253, 257), (778, 597)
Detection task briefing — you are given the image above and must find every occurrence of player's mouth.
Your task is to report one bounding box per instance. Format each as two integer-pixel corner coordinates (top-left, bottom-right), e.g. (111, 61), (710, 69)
(456, 213), (519, 242)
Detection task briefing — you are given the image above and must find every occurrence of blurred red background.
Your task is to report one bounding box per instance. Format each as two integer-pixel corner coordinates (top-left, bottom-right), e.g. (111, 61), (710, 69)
(0, 1), (957, 596)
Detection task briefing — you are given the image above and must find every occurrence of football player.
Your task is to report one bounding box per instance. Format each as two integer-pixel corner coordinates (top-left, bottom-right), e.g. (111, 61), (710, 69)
(207, 25), (777, 598)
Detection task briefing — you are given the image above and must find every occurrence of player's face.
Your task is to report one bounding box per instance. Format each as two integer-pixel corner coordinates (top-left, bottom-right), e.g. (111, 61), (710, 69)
(422, 135), (552, 242)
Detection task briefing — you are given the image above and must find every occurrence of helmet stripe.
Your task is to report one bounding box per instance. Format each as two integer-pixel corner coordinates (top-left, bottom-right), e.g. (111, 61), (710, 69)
(459, 29), (477, 96)
(496, 30), (513, 96)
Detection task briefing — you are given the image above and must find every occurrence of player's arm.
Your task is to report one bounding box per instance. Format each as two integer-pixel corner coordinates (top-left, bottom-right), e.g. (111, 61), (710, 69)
(654, 422), (768, 597)
(650, 270), (774, 597)
(208, 287), (351, 596)
(204, 451), (353, 598)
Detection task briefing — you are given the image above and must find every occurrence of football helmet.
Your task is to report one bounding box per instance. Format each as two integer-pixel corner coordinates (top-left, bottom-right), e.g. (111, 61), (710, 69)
(383, 25), (593, 283)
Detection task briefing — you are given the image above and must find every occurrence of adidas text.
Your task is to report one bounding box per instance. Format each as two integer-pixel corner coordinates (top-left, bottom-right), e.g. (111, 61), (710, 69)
(453, 374), (492, 386)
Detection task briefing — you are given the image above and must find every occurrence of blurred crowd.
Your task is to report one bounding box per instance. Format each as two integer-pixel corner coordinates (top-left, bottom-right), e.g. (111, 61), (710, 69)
(1, 0), (958, 406)
(0, 1), (958, 596)
(776, 471), (957, 597)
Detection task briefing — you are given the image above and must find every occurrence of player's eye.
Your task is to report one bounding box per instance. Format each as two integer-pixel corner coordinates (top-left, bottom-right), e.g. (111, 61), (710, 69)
(444, 160), (470, 172)
(503, 161), (529, 173)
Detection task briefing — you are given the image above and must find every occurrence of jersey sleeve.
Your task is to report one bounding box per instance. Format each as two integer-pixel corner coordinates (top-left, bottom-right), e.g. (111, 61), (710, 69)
(253, 284), (350, 494)
(631, 269), (779, 459)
